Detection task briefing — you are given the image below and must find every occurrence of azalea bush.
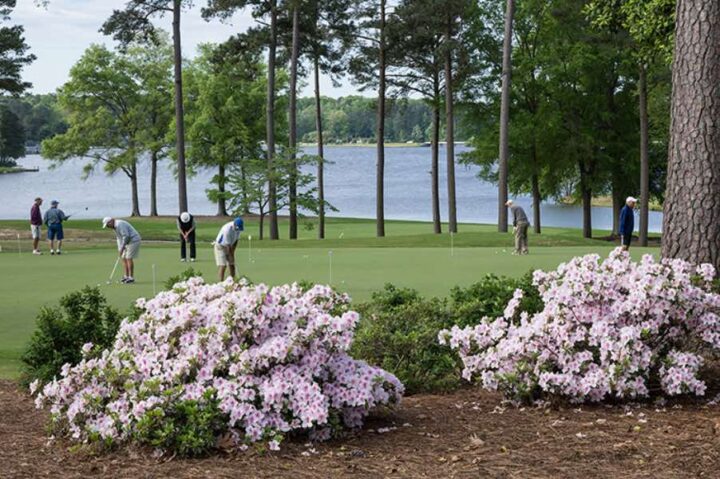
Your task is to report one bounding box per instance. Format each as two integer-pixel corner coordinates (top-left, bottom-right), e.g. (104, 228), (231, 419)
(33, 278), (403, 455)
(440, 249), (720, 403)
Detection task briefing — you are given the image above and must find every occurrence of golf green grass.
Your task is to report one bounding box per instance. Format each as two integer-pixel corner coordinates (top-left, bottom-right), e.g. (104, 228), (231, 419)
(0, 217), (657, 379)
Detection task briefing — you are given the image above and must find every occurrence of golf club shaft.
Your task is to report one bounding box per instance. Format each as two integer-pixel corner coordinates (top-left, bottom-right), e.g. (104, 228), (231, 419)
(109, 256), (120, 281)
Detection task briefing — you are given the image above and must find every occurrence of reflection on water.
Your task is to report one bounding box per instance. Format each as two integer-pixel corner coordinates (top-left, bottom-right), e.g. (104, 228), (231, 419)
(0, 146), (662, 232)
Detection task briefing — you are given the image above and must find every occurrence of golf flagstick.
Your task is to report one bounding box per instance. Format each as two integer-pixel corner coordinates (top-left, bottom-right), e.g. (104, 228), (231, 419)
(16, 233), (21, 255)
(107, 257), (120, 284)
(152, 264), (157, 295)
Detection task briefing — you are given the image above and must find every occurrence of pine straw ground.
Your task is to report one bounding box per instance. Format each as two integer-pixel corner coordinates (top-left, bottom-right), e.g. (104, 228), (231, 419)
(2, 380), (720, 479)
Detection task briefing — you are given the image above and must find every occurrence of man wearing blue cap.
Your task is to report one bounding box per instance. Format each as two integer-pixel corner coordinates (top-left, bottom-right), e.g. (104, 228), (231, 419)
(43, 200), (70, 255)
(214, 217), (244, 281)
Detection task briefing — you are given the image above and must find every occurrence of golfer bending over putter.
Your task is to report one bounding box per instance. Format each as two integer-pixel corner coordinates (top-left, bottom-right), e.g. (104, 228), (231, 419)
(102, 217), (141, 284)
(506, 199), (530, 255)
(214, 217), (244, 281)
(177, 211), (196, 262)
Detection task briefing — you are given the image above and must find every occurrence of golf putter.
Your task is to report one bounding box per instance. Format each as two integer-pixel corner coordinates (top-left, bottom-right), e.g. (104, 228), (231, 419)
(107, 257), (120, 284)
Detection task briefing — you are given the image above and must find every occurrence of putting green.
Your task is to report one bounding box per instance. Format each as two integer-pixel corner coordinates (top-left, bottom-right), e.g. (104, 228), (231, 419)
(0, 241), (657, 379)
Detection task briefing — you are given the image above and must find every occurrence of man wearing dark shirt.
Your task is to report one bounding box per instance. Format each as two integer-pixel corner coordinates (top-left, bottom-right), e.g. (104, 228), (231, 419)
(30, 197), (43, 255)
(43, 200), (70, 255)
(619, 196), (637, 251)
(506, 200), (530, 255)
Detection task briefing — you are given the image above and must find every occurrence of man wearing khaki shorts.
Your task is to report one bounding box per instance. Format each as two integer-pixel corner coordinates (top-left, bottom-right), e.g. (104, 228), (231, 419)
(214, 217), (244, 281)
(102, 217), (142, 284)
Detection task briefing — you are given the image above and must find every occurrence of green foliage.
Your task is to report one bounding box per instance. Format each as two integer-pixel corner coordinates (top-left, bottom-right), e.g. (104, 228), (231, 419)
(133, 392), (228, 457)
(352, 275), (542, 394)
(20, 287), (122, 386)
(1, 94), (67, 144)
(0, 106), (25, 165)
(0, 0), (35, 95)
(164, 268), (203, 290)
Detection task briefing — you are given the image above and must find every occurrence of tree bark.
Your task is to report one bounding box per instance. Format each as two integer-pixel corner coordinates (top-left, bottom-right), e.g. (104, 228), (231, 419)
(612, 189), (622, 237)
(217, 163), (228, 216)
(579, 160), (592, 239)
(267, 0), (279, 240)
(130, 160), (140, 217)
(150, 150), (158, 217)
(172, 0), (188, 214)
(638, 63), (650, 246)
(497, 0), (515, 233)
(288, 5), (300, 240)
(662, 0), (720, 268)
(314, 55), (325, 240)
(531, 173), (541, 234)
(431, 71), (442, 234)
(376, 0), (386, 238)
(444, 15), (457, 234)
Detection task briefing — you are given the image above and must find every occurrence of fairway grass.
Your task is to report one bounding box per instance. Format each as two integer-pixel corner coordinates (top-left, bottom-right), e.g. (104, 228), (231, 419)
(0, 239), (657, 379)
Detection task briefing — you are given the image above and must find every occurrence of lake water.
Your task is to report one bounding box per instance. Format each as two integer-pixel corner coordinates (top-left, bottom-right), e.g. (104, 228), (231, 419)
(0, 146), (662, 232)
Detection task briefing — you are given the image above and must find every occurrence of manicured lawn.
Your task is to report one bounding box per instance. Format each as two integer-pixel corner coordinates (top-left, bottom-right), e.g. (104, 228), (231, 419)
(0, 217), (658, 379)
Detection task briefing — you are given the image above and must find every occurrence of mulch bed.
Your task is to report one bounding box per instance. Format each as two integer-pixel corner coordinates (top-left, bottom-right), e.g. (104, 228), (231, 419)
(2, 380), (720, 478)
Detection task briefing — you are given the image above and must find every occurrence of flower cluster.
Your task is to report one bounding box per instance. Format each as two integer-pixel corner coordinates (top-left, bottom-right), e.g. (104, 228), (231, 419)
(33, 278), (403, 451)
(439, 249), (720, 403)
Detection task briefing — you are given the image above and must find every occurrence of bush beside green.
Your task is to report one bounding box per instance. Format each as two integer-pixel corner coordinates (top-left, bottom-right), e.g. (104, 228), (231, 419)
(20, 287), (121, 386)
(352, 273), (542, 395)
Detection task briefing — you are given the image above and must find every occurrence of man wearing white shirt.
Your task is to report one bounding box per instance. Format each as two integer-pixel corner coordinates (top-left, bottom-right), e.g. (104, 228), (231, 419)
(215, 217), (244, 281)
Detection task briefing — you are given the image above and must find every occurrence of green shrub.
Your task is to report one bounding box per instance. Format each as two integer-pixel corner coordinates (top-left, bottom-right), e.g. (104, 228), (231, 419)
(353, 285), (458, 394)
(352, 274), (543, 395)
(450, 272), (542, 327)
(134, 390), (228, 457)
(163, 267), (203, 290)
(21, 287), (121, 386)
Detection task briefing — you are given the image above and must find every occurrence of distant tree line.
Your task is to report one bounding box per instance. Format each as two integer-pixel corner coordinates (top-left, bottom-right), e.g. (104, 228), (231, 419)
(296, 96), (471, 144)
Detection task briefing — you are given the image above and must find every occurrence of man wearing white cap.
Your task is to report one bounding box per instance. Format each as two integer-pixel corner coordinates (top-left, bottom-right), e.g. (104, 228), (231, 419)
(619, 196), (637, 251)
(102, 217), (141, 284)
(505, 199), (530, 255)
(176, 212), (196, 262)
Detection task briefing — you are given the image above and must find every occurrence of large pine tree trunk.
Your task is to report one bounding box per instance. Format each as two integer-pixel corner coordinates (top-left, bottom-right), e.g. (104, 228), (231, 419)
(662, 0), (720, 268)
(314, 56), (326, 240)
(376, 0), (386, 238)
(217, 164), (228, 216)
(497, 0), (515, 233)
(267, 0), (279, 240)
(172, 0), (188, 214)
(130, 160), (141, 217)
(638, 64), (650, 246)
(612, 189), (622, 237)
(288, 6), (300, 240)
(431, 74), (441, 234)
(444, 16), (457, 234)
(150, 150), (158, 217)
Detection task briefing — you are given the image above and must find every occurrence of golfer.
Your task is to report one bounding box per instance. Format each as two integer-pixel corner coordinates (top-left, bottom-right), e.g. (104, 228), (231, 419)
(177, 211), (196, 262)
(30, 197), (43, 255)
(214, 217), (244, 281)
(102, 217), (141, 284)
(619, 196), (637, 251)
(506, 200), (530, 255)
(43, 200), (70, 255)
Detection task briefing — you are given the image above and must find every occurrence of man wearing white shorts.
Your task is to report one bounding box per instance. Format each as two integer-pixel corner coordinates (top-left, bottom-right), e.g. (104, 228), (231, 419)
(102, 217), (142, 284)
(214, 217), (244, 281)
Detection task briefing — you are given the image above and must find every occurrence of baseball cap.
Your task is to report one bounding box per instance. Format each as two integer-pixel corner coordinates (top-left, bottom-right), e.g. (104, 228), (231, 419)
(626, 196), (638, 204)
(51, 200), (59, 206)
(233, 217), (244, 231)
(102, 217), (113, 228)
(180, 212), (191, 223)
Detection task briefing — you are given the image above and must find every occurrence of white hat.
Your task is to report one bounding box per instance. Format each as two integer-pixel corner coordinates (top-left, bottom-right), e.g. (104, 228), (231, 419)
(626, 196), (638, 204)
(180, 212), (191, 223)
(102, 217), (113, 228)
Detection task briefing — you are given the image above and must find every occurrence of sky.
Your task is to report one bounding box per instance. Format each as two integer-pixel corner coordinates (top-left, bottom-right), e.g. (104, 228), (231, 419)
(13, 0), (362, 98)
